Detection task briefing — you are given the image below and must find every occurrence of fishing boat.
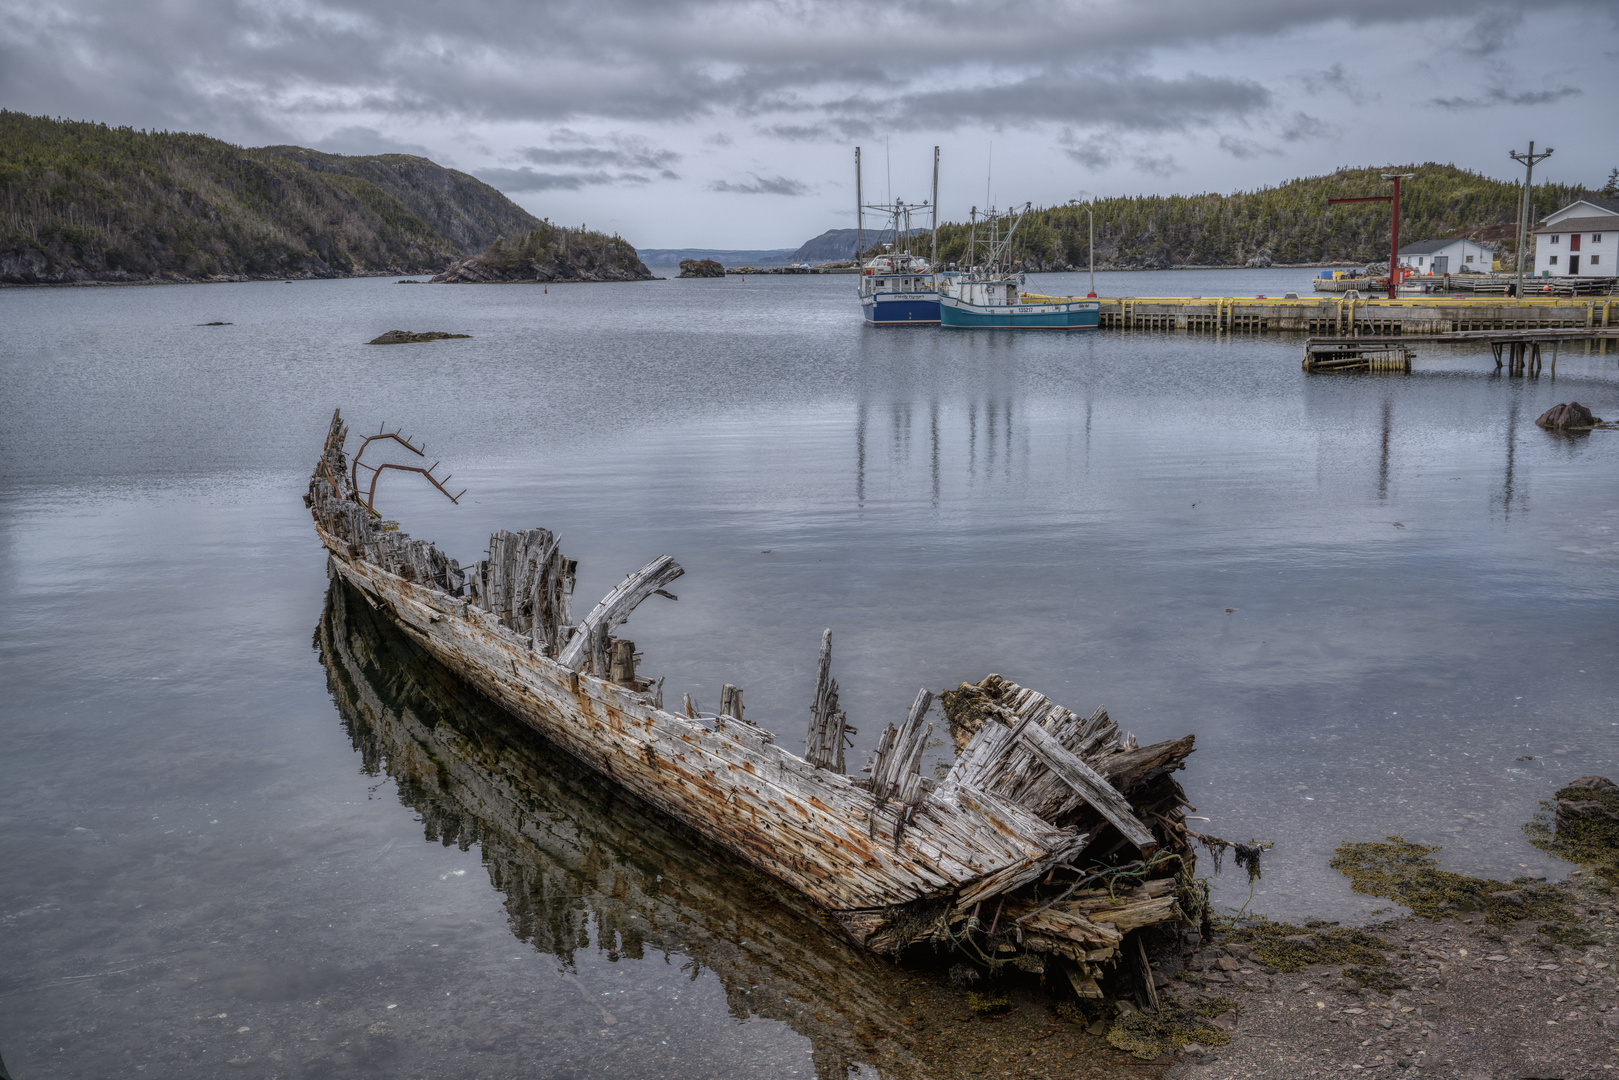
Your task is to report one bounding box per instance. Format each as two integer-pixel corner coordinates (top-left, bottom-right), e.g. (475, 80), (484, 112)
(939, 203), (1100, 330)
(858, 250), (939, 325)
(306, 410), (1205, 988)
(854, 146), (942, 325)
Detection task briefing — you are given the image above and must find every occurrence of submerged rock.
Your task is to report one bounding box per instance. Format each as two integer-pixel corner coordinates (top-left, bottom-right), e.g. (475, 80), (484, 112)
(367, 330), (472, 345)
(1535, 401), (1600, 429)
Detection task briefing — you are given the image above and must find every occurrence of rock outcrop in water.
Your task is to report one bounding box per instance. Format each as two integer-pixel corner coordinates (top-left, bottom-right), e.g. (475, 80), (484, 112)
(678, 258), (724, 278)
(1535, 402), (1600, 429)
(433, 224), (652, 283)
(367, 330), (471, 345)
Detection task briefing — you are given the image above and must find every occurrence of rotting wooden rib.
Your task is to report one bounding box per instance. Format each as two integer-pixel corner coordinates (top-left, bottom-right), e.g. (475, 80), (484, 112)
(307, 409), (1201, 973)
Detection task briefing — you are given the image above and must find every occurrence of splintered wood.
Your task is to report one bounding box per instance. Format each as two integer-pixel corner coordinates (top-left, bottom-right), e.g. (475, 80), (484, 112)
(307, 409), (1201, 993)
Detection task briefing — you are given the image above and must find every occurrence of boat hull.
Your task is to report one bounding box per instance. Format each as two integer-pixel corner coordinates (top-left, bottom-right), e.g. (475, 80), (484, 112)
(315, 530), (1079, 936)
(861, 294), (941, 325)
(940, 297), (1100, 329)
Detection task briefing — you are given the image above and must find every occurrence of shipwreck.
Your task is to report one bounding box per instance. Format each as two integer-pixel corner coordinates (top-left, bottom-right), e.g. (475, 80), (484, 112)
(307, 409), (1205, 998)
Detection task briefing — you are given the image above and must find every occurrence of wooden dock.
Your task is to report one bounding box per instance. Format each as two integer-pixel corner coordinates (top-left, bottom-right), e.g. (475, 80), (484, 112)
(1303, 327), (1619, 375)
(1096, 295), (1617, 336)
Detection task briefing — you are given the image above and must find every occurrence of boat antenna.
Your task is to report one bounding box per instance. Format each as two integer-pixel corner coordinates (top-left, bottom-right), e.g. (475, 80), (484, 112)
(931, 145), (940, 266)
(855, 147), (863, 263)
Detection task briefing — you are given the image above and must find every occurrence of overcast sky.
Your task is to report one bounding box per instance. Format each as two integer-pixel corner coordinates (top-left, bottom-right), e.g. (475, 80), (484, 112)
(3, 1), (1615, 248)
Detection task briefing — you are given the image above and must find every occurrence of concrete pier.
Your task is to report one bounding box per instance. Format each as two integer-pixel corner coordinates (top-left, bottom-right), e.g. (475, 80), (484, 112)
(1094, 295), (1617, 335)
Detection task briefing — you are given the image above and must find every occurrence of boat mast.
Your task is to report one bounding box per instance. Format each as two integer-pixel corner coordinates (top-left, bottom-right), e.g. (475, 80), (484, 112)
(855, 147), (863, 264)
(931, 145), (940, 267)
(967, 207), (977, 273)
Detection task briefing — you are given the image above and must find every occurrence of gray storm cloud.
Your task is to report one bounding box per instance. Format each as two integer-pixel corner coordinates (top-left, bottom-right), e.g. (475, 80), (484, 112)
(3, 0), (1614, 246)
(3, 0), (1608, 137)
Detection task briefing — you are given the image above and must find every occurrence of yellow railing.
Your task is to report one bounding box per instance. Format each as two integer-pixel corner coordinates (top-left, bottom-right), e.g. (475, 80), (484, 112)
(1094, 295), (1599, 307)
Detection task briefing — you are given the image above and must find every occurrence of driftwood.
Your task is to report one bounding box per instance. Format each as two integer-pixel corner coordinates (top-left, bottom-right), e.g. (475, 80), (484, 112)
(307, 409), (1201, 985)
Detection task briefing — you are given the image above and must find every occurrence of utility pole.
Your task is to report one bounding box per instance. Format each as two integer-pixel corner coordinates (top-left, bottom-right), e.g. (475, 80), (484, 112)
(1509, 141), (1553, 298)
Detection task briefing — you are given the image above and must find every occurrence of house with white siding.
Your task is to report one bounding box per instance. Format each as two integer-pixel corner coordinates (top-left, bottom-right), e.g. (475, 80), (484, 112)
(1532, 197), (1619, 278)
(1397, 237), (1497, 275)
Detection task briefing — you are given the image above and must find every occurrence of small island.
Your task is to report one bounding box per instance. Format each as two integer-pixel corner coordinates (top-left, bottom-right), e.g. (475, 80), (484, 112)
(433, 223), (652, 284)
(678, 258), (724, 278)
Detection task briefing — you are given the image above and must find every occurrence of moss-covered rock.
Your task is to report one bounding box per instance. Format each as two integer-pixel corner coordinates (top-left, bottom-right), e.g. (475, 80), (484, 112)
(1331, 836), (1576, 924)
(1220, 917), (1390, 972)
(1105, 996), (1234, 1059)
(1526, 776), (1619, 884)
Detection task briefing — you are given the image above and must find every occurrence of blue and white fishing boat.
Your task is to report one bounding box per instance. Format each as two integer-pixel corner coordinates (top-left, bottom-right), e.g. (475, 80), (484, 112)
(938, 203), (1099, 330)
(853, 146), (941, 325)
(858, 251), (939, 325)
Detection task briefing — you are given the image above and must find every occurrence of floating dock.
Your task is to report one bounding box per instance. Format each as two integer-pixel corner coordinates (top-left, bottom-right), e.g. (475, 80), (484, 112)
(1097, 295), (1616, 336)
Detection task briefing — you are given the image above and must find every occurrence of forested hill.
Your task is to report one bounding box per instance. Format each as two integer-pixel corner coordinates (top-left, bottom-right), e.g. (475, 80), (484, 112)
(0, 111), (546, 284)
(922, 164), (1602, 271)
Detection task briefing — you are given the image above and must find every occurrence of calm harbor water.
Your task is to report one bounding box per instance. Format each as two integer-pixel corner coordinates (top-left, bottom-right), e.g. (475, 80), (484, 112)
(2, 269), (1617, 1078)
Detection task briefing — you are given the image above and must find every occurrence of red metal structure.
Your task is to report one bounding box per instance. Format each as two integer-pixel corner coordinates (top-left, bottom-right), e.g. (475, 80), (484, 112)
(1329, 173), (1414, 300)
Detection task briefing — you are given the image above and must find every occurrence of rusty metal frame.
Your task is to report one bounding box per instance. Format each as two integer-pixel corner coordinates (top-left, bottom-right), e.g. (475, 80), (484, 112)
(350, 424), (467, 512)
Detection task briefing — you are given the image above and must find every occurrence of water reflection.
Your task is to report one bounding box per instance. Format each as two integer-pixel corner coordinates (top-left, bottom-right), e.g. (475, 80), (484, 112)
(315, 578), (925, 1079)
(1497, 398), (1523, 518)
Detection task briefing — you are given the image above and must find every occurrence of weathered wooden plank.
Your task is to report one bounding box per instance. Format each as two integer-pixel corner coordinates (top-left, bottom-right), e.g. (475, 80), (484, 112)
(805, 629), (846, 772)
(557, 555), (683, 669)
(1015, 722), (1157, 852)
(871, 689), (933, 801)
(1061, 893), (1181, 933)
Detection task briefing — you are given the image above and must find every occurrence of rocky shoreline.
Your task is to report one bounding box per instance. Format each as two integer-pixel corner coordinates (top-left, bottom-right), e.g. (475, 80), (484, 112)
(1160, 868), (1617, 1078)
(874, 777), (1619, 1080)
(0, 268), (442, 287)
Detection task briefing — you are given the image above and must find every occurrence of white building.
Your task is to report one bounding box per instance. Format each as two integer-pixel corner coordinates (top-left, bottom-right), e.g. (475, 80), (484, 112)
(1397, 237), (1497, 275)
(1532, 197), (1619, 278)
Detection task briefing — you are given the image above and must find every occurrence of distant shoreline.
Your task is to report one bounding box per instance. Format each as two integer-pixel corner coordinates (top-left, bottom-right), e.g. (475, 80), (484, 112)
(3, 262), (1361, 288)
(0, 271), (673, 289)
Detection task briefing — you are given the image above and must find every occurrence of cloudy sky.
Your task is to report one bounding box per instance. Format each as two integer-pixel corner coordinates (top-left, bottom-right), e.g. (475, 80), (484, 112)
(3, 1), (1615, 248)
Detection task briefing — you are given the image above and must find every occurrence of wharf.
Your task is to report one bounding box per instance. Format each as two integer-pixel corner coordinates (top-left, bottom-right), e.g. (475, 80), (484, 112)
(1096, 295), (1617, 336)
(1302, 327), (1619, 375)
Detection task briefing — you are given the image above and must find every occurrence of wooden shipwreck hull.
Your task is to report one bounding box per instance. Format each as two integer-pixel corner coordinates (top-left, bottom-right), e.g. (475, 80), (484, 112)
(317, 580), (926, 1077)
(308, 410), (1202, 993)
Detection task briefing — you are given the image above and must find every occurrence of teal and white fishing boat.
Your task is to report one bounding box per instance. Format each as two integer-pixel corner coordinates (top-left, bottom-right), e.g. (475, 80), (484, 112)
(939, 203), (1099, 330)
